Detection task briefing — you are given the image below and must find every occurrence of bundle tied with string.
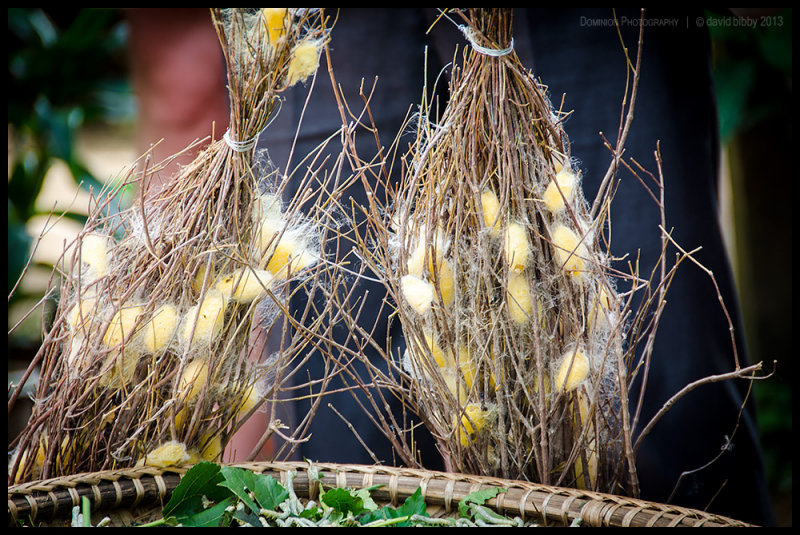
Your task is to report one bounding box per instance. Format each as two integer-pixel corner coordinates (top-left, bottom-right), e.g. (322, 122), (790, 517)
(372, 8), (632, 493)
(9, 8), (332, 483)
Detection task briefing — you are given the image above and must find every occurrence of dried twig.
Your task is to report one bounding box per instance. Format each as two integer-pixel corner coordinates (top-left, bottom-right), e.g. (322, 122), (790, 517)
(8, 8), (337, 483)
(327, 8), (633, 493)
(321, 7), (768, 503)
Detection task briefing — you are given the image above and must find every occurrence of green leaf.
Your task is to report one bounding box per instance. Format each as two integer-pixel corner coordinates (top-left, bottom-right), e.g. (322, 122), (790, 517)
(326, 509), (346, 525)
(233, 507), (263, 527)
(458, 486), (506, 518)
(397, 487), (428, 518)
(298, 506), (322, 521)
(249, 473), (289, 512)
(358, 506), (403, 526)
(358, 487), (428, 527)
(162, 462), (230, 522)
(321, 487), (366, 516)
(179, 496), (235, 528)
(354, 487), (379, 512)
(68, 159), (104, 197)
(218, 466), (260, 515)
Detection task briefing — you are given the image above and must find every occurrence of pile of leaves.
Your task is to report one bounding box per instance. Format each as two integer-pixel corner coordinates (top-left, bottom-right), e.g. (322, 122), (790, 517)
(134, 462), (544, 527)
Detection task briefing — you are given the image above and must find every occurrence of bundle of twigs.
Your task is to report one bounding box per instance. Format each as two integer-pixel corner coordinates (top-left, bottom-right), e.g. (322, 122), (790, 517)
(336, 8), (642, 495)
(8, 8), (333, 483)
(327, 8), (769, 507)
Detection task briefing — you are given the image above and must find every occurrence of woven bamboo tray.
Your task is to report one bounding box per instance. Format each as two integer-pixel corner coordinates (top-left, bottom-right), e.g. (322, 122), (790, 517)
(8, 462), (755, 527)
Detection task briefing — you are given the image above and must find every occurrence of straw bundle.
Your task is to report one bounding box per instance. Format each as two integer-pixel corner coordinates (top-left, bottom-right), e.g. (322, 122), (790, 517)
(340, 8), (638, 495)
(8, 8), (332, 483)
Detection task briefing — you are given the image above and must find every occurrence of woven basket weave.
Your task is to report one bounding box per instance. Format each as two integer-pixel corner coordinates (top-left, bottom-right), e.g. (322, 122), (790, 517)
(8, 462), (754, 527)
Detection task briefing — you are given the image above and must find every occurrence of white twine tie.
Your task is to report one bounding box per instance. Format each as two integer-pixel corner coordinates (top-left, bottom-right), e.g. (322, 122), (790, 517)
(459, 25), (514, 57)
(223, 100), (282, 152)
(223, 129), (261, 152)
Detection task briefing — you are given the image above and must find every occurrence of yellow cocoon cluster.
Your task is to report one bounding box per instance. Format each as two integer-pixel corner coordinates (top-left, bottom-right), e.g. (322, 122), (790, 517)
(103, 305), (144, 348)
(506, 271), (534, 325)
(181, 290), (227, 349)
(198, 432), (224, 462)
(236, 380), (262, 418)
(11, 439), (47, 483)
(98, 349), (142, 388)
(259, 220), (317, 280)
(441, 366), (468, 402)
(414, 335), (476, 393)
(406, 334), (470, 400)
(135, 440), (192, 468)
(543, 167), (578, 214)
(574, 390), (598, 489)
(455, 345), (476, 391)
(405, 243), (427, 278)
(458, 403), (491, 447)
(13, 437), (76, 483)
(401, 275), (434, 315)
(253, 192), (284, 223)
(588, 285), (616, 330)
(274, 247), (317, 279)
(551, 224), (589, 278)
(504, 222), (530, 273)
(430, 259), (455, 308)
(215, 268), (274, 304)
(66, 298), (97, 335)
(173, 407), (190, 433)
(480, 189), (502, 237)
(81, 233), (110, 278)
(174, 359), (209, 430)
(192, 260), (214, 297)
(287, 39), (321, 87)
(420, 332), (452, 368)
(405, 224), (448, 278)
(261, 8), (289, 44)
(184, 449), (204, 465)
(257, 216), (287, 258)
(555, 349), (591, 392)
(178, 359), (209, 403)
(141, 303), (179, 354)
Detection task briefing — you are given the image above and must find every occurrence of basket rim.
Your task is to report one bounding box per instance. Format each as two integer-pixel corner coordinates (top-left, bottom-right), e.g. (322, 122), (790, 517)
(8, 461), (756, 527)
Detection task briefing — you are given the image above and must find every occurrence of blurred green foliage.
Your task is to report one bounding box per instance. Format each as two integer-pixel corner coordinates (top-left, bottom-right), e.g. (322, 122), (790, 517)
(7, 8), (132, 300)
(708, 9), (792, 142)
